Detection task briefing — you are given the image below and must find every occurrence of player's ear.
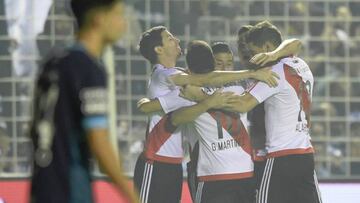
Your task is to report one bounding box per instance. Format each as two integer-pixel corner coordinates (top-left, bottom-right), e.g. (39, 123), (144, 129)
(154, 46), (163, 55)
(92, 10), (106, 29)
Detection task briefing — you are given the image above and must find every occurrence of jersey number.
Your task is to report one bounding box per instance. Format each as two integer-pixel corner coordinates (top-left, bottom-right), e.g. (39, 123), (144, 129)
(211, 111), (242, 140)
(284, 66), (312, 127)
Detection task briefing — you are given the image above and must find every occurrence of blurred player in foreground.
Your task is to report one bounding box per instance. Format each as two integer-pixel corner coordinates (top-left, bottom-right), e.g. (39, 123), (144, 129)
(30, 0), (139, 202)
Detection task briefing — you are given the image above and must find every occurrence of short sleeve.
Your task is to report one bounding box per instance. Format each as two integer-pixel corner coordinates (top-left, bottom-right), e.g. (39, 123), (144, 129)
(160, 68), (183, 89)
(157, 89), (194, 113)
(248, 65), (283, 103)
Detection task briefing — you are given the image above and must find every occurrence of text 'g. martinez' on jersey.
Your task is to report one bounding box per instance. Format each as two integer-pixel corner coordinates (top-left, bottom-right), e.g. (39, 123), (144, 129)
(158, 85), (254, 181)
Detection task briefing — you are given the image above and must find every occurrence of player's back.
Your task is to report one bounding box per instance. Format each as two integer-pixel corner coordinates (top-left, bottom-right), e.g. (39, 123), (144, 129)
(189, 86), (254, 181)
(263, 57), (314, 157)
(155, 83), (254, 180)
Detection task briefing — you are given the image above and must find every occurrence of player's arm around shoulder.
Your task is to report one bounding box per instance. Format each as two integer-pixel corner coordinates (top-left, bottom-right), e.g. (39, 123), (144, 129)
(171, 90), (237, 126)
(137, 88), (193, 114)
(224, 92), (260, 113)
(250, 38), (302, 66)
(169, 68), (279, 88)
(224, 65), (284, 113)
(169, 70), (250, 87)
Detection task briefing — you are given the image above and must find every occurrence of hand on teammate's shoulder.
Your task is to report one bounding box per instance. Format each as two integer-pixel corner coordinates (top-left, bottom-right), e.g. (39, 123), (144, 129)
(250, 52), (277, 66)
(253, 67), (280, 88)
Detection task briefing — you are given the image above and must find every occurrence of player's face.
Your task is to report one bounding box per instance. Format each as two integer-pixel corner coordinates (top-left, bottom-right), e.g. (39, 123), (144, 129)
(248, 42), (266, 56)
(214, 53), (234, 71)
(102, 2), (127, 43)
(159, 30), (181, 59)
(237, 33), (253, 68)
(237, 42), (253, 68)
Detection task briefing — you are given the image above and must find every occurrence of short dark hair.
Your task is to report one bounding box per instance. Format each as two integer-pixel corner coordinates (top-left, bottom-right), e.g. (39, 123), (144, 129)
(138, 26), (166, 64)
(70, 0), (122, 28)
(211, 42), (232, 55)
(186, 40), (214, 74)
(236, 25), (254, 63)
(237, 25), (253, 39)
(237, 25), (253, 61)
(246, 21), (282, 47)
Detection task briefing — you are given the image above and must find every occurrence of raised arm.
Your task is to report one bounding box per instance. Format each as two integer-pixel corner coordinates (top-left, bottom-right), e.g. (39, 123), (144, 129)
(250, 38), (302, 66)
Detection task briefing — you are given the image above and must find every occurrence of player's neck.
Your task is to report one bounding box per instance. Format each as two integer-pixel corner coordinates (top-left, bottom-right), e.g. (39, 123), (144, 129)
(76, 30), (106, 59)
(158, 56), (176, 68)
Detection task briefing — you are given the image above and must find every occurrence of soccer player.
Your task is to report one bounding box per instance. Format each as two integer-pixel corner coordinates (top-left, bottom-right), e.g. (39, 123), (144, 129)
(29, 1), (139, 203)
(178, 41), (255, 203)
(135, 26), (278, 203)
(237, 23), (303, 201)
(238, 24), (269, 201)
(211, 42), (234, 71)
(249, 23), (320, 203)
(137, 26), (303, 202)
(139, 40), (256, 203)
(181, 21), (322, 203)
(134, 26), (184, 203)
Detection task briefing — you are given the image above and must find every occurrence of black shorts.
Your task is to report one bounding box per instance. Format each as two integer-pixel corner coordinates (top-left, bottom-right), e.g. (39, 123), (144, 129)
(133, 154), (183, 203)
(254, 160), (266, 190)
(187, 160), (198, 202)
(257, 153), (322, 203)
(195, 178), (255, 203)
(254, 160), (266, 201)
(187, 142), (199, 202)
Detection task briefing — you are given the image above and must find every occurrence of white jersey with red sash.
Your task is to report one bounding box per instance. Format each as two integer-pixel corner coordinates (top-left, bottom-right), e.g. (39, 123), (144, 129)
(248, 57), (314, 158)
